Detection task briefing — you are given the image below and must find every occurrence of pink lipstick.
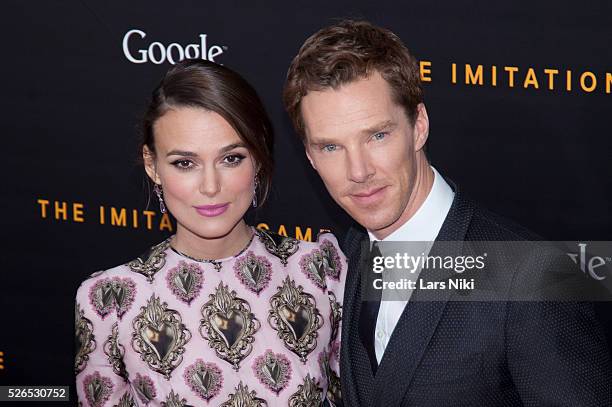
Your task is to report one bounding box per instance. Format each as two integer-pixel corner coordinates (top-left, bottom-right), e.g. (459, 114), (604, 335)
(194, 203), (229, 217)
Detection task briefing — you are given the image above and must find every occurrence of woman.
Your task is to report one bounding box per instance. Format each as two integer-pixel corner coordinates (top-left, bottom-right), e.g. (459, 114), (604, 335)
(74, 59), (345, 406)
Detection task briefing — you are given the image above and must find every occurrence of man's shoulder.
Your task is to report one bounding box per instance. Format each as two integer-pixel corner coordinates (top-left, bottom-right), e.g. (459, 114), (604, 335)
(439, 184), (542, 241)
(466, 201), (544, 241)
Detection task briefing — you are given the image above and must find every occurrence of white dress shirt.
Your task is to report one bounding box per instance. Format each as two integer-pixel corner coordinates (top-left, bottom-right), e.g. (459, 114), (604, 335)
(367, 166), (455, 363)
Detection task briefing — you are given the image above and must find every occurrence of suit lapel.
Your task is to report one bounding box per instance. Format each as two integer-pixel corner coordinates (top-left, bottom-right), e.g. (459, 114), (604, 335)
(339, 227), (377, 406)
(370, 189), (475, 406)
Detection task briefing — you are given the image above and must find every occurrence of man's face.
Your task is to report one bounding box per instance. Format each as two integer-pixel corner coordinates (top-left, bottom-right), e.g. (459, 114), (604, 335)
(301, 71), (429, 237)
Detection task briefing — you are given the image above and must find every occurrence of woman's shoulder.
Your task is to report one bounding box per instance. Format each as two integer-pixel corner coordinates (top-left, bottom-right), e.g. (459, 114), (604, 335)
(77, 264), (129, 288)
(254, 228), (345, 261)
(253, 228), (346, 293)
(255, 227), (342, 249)
(75, 237), (172, 296)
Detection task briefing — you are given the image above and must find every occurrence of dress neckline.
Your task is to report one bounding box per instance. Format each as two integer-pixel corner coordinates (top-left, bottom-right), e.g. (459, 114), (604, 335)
(168, 226), (258, 270)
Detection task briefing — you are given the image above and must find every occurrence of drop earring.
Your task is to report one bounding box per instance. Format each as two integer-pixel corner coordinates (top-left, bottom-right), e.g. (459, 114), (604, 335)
(252, 177), (259, 208)
(153, 183), (166, 213)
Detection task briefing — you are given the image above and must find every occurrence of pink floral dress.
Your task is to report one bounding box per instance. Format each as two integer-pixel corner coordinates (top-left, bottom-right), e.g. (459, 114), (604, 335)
(75, 228), (345, 407)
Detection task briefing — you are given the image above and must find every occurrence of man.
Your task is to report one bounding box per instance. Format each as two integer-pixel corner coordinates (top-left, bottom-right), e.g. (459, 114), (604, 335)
(283, 20), (611, 406)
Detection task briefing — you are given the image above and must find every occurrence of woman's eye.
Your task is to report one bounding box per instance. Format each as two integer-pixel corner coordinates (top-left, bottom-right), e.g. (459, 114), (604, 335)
(171, 159), (194, 170)
(322, 144), (337, 152)
(223, 154), (245, 166)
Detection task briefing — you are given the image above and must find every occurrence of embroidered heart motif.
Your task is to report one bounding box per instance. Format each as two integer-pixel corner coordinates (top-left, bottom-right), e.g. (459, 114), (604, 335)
(111, 279), (136, 318)
(299, 251), (327, 290)
(320, 239), (342, 280)
(263, 359), (280, 384)
(210, 311), (246, 349)
(163, 390), (194, 407)
(83, 371), (113, 407)
(193, 370), (213, 394)
(258, 229), (299, 265)
(89, 381), (102, 403)
(142, 322), (177, 361)
(175, 270), (194, 295)
(133, 373), (156, 404)
(112, 285), (127, 307)
(90, 281), (114, 318)
(166, 261), (203, 305)
(245, 261), (262, 285)
(253, 350), (291, 394)
(309, 252), (327, 283)
(288, 374), (323, 405)
(184, 359), (223, 401)
(319, 348), (342, 405)
(279, 305), (311, 341)
(75, 327), (84, 356)
(234, 251), (272, 294)
(89, 277), (136, 319)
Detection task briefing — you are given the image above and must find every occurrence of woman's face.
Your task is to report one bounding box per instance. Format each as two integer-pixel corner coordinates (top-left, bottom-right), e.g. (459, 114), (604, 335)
(144, 106), (256, 239)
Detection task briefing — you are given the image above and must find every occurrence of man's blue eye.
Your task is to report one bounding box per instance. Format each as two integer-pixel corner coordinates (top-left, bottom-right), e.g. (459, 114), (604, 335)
(373, 132), (387, 141)
(323, 144), (337, 152)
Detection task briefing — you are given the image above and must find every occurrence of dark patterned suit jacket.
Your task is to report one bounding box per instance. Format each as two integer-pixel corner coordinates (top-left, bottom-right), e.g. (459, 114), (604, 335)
(339, 186), (611, 406)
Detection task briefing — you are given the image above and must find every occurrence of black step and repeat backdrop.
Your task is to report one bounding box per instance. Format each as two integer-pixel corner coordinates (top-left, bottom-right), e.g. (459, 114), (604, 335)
(1, 0), (611, 401)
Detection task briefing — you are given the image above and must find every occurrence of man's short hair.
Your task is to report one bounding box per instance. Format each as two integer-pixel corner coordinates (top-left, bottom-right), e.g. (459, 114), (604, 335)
(283, 19), (424, 141)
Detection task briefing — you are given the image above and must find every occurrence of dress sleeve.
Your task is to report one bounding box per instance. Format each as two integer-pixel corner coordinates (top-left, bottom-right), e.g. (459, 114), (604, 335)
(317, 232), (347, 406)
(75, 275), (137, 407)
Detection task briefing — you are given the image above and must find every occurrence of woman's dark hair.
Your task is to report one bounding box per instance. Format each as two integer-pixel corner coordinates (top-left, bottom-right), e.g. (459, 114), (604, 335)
(140, 59), (274, 206)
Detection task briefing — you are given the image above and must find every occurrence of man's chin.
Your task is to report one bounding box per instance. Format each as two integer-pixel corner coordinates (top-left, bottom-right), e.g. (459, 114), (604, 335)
(350, 213), (395, 234)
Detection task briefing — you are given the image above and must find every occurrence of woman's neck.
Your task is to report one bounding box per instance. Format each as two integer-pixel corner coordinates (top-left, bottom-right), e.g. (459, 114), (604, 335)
(171, 220), (253, 260)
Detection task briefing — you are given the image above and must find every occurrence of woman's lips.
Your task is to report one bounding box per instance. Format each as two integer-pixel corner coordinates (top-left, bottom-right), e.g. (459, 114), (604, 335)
(350, 186), (387, 206)
(194, 203), (229, 217)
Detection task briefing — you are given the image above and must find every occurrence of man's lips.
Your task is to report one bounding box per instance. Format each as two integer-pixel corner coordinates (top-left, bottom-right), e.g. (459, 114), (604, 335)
(194, 203), (229, 217)
(349, 186), (388, 205)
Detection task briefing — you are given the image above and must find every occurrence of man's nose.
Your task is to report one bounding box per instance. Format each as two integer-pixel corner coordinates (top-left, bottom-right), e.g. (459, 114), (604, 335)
(346, 147), (375, 183)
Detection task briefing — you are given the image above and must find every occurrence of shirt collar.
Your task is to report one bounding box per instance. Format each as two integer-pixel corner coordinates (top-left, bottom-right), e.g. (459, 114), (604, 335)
(367, 166), (455, 242)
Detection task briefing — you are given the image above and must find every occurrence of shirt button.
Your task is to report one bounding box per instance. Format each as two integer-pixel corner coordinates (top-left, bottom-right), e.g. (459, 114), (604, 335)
(376, 330), (385, 340)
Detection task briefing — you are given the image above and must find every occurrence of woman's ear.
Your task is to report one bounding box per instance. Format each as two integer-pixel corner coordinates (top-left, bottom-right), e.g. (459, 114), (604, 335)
(143, 145), (161, 184)
(253, 161), (262, 180)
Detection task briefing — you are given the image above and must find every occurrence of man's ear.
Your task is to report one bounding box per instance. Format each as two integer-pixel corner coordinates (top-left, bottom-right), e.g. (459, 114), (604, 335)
(143, 146), (161, 184)
(304, 142), (317, 171)
(413, 103), (430, 152)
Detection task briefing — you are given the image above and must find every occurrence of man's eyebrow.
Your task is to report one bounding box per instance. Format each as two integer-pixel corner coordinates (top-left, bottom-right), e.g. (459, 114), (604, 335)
(359, 120), (396, 135)
(308, 120), (397, 146)
(165, 142), (246, 157)
(308, 137), (339, 147)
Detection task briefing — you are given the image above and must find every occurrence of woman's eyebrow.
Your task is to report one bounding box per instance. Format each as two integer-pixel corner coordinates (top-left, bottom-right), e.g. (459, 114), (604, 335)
(165, 142), (246, 158)
(219, 142), (247, 154)
(166, 149), (198, 157)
